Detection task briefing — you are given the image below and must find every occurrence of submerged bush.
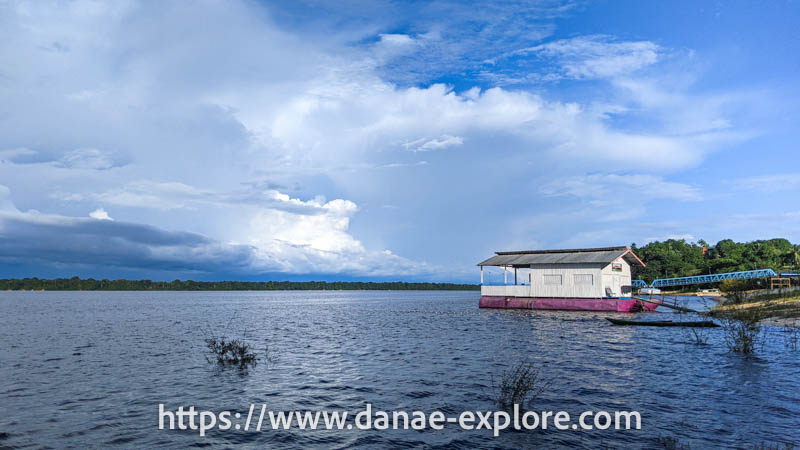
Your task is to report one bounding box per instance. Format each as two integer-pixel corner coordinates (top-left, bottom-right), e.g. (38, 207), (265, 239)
(493, 361), (548, 410)
(203, 313), (276, 371)
(678, 304), (712, 346)
(205, 337), (259, 369)
(683, 325), (711, 346)
(717, 308), (765, 354)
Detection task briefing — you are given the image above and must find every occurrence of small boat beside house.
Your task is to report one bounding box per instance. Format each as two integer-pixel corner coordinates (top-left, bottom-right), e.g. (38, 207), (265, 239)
(477, 246), (660, 312)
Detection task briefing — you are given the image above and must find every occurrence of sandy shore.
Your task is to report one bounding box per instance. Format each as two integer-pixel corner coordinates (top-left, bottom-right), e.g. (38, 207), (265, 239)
(712, 296), (800, 328)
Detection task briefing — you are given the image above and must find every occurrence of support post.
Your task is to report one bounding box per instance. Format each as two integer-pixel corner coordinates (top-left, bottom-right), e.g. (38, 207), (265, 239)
(480, 266), (484, 285)
(514, 268), (517, 285)
(504, 267), (508, 285)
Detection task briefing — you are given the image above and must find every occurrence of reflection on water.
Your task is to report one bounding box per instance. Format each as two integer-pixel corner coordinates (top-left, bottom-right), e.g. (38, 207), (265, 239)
(1, 291), (798, 448)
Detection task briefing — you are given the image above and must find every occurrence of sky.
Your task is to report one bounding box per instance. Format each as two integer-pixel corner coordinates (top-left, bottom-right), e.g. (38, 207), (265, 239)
(0, 0), (799, 282)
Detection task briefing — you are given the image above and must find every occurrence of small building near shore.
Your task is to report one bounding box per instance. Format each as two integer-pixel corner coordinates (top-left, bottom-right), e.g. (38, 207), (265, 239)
(477, 246), (646, 299)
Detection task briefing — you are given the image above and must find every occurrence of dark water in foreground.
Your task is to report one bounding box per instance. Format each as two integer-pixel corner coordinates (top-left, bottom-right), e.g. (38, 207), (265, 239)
(1, 291), (798, 449)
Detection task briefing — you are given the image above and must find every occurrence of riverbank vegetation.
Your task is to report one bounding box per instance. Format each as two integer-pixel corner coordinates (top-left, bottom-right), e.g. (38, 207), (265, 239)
(714, 295), (800, 318)
(632, 238), (799, 284)
(712, 292), (800, 327)
(0, 277), (479, 291)
(698, 283), (800, 352)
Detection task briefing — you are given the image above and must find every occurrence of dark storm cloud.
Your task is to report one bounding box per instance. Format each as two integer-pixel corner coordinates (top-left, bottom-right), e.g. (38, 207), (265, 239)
(0, 213), (259, 275)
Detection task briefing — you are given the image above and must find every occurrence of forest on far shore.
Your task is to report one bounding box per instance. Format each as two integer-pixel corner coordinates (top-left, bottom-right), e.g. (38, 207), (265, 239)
(0, 278), (480, 291)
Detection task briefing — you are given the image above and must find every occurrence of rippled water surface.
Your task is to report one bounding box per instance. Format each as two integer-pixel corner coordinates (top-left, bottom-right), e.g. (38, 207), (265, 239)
(1, 291), (799, 448)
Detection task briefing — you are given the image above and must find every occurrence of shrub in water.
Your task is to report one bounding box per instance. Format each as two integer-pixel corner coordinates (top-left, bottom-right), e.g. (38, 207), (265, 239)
(493, 361), (548, 410)
(678, 305), (712, 346)
(205, 337), (259, 369)
(717, 308), (764, 354)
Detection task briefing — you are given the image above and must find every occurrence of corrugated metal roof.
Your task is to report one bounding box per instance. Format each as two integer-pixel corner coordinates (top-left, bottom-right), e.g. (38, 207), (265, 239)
(477, 247), (644, 267)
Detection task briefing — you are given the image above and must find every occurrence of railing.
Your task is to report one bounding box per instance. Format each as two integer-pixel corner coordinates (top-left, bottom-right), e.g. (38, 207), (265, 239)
(480, 271), (528, 286)
(634, 269), (778, 288)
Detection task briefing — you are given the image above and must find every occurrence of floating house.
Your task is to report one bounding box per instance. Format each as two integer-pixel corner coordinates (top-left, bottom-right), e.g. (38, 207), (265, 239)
(477, 246), (659, 312)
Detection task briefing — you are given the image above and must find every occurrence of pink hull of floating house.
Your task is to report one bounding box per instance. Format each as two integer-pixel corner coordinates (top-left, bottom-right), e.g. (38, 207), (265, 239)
(477, 246), (659, 313)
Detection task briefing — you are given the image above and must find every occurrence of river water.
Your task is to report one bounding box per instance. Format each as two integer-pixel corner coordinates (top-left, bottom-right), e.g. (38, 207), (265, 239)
(1, 291), (798, 448)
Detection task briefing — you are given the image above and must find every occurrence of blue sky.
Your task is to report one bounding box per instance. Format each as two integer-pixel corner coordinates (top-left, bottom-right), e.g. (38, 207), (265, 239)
(0, 0), (798, 282)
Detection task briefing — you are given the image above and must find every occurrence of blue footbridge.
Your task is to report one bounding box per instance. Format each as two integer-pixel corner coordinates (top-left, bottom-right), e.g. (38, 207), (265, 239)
(633, 269), (778, 288)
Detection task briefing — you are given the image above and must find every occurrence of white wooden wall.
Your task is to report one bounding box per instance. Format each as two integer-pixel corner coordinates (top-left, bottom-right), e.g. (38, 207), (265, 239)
(528, 263), (604, 298)
(600, 257), (632, 297)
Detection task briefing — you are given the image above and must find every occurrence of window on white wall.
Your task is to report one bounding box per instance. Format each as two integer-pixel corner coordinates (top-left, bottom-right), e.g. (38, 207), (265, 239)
(543, 274), (562, 285)
(574, 274), (593, 285)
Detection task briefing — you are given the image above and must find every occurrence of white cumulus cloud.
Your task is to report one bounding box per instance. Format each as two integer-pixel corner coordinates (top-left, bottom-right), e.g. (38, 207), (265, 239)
(89, 208), (113, 221)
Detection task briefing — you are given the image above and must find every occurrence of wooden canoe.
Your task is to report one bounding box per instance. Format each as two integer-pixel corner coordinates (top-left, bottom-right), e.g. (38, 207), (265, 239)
(606, 317), (719, 328)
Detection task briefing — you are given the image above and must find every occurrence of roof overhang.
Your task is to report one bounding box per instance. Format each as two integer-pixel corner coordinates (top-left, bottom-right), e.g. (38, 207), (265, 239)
(617, 248), (646, 267)
(477, 246), (646, 268)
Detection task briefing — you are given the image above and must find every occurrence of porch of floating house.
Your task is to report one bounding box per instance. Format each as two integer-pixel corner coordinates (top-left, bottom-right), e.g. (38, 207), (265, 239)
(477, 247), (646, 299)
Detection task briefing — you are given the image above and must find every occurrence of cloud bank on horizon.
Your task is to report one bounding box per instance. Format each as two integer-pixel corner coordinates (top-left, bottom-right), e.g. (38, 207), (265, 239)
(0, 0), (798, 281)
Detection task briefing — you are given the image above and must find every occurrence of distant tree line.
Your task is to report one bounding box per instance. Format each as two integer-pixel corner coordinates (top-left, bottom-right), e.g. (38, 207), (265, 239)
(0, 277), (480, 291)
(631, 238), (800, 283)
(4, 238), (797, 290)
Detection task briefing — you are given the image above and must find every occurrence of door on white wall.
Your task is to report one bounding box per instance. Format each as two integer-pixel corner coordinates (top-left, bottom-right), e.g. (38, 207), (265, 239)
(613, 276), (621, 296)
